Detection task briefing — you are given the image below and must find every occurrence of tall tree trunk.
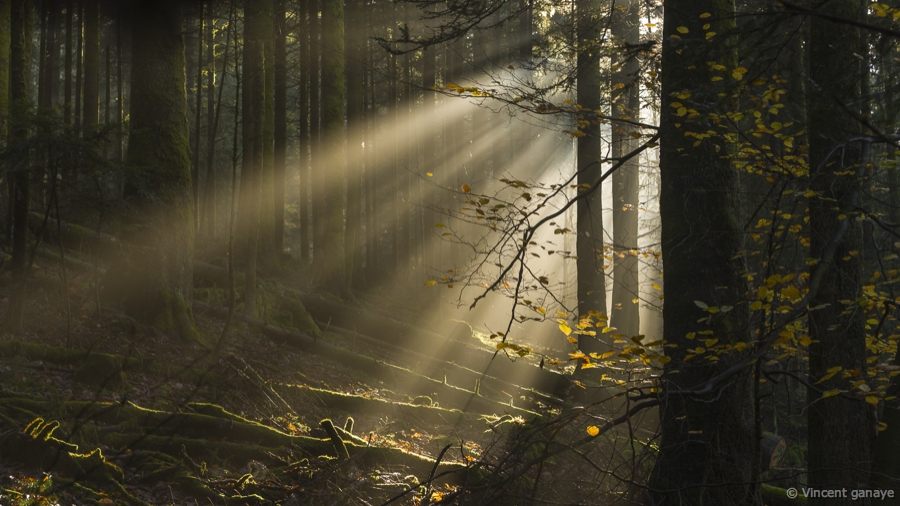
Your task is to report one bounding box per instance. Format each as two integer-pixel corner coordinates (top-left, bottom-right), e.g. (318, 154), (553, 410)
(648, 0), (755, 503)
(344, 0), (363, 288)
(114, 10), (123, 162)
(273, 0), (286, 253)
(320, 0), (345, 292)
(309, 0), (322, 264)
(63, 0), (72, 124)
(0, 0), (9, 239)
(5, 0), (33, 333)
(806, 1), (872, 500)
(575, 0), (607, 350)
(81, 0), (98, 133)
(258, 0), (275, 257)
(203, 2), (219, 238)
(298, 0), (310, 263)
(193, 3), (203, 232)
(238, 0), (266, 316)
(74, 0), (82, 131)
(113, 0), (196, 340)
(610, 0), (640, 338)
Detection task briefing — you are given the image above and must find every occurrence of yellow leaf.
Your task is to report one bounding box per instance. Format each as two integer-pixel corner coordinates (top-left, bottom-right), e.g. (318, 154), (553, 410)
(781, 285), (800, 299)
(426, 172), (434, 177)
(694, 300), (709, 309)
(866, 396), (880, 406)
(757, 286), (769, 299)
(821, 390), (841, 399)
(705, 338), (718, 347)
(750, 301), (763, 311)
(559, 322), (572, 336)
(778, 330), (794, 339)
(677, 107), (687, 117)
(567, 336), (578, 344)
(586, 425), (600, 437)
(699, 12), (711, 18)
(798, 335), (812, 346)
(425, 280), (437, 286)
(536, 307), (546, 315)
(652, 283), (662, 290)
(676, 26), (689, 33)
(706, 32), (716, 39)
(462, 184), (471, 193)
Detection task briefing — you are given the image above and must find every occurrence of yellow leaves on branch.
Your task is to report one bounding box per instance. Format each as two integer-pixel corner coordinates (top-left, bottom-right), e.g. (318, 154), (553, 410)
(586, 426), (600, 437)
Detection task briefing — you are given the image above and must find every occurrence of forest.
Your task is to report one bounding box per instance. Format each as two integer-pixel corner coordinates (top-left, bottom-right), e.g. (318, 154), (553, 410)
(0, 0), (896, 504)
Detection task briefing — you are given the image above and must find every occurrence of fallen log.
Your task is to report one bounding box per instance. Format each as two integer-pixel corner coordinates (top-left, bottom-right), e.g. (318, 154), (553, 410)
(27, 212), (120, 259)
(192, 261), (573, 399)
(194, 301), (540, 417)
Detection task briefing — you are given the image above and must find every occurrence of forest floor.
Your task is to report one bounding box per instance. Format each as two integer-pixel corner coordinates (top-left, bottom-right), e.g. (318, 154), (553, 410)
(0, 244), (573, 505)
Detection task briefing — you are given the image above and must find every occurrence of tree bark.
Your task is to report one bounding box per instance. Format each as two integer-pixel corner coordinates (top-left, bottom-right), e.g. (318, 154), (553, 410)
(575, 0), (608, 353)
(806, 1), (872, 501)
(298, 0), (310, 263)
(81, 0), (98, 133)
(5, 0), (33, 334)
(112, 0), (196, 340)
(203, 2), (216, 237)
(237, 0), (266, 316)
(192, 3), (204, 233)
(344, 0), (363, 288)
(63, 0), (72, 124)
(258, 0), (276, 257)
(273, 0), (286, 253)
(648, 0), (755, 503)
(320, 0), (346, 292)
(610, 0), (640, 339)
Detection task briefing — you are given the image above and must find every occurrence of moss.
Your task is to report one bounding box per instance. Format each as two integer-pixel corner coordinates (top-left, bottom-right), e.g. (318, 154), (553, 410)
(1, 418), (124, 484)
(73, 353), (127, 388)
(275, 291), (320, 337)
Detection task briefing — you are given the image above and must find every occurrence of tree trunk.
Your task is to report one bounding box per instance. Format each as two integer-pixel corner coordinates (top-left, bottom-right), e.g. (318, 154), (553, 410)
(298, 0), (310, 263)
(203, 2), (216, 237)
(273, 0), (286, 253)
(81, 0), (98, 133)
(258, 0), (276, 258)
(63, 0), (72, 124)
(237, 0), (266, 316)
(575, 0), (607, 352)
(610, 0), (640, 339)
(309, 0), (322, 264)
(344, 0), (363, 289)
(192, 4), (204, 233)
(320, 0), (345, 292)
(648, 0), (755, 503)
(5, 0), (33, 334)
(74, 0), (82, 131)
(112, 0), (196, 340)
(806, 1), (872, 501)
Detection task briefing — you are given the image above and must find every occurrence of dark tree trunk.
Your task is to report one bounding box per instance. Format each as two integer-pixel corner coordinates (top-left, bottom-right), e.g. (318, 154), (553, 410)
(344, 0), (363, 288)
(320, 0), (345, 291)
(610, 0), (640, 339)
(113, 0), (196, 340)
(298, 0), (310, 263)
(258, 0), (275, 257)
(575, 0), (607, 351)
(309, 0), (322, 264)
(5, 0), (33, 333)
(74, 0), (82, 131)
(192, 3), (203, 232)
(648, 0), (755, 503)
(273, 0), (286, 253)
(63, 0), (72, 124)
(237, 0), (266, 316)
(806, 1), (872, 500)
(81, 0), (98, 132)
